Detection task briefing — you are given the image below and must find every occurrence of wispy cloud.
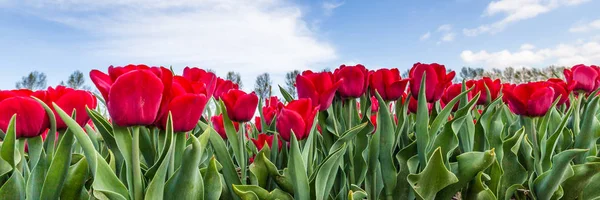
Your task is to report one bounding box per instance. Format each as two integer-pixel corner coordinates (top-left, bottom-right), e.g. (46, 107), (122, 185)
(464, 0), (590, 36)
(437, 24), (452, 32)
(322, 1), (344, 16)
(420, 32), (431, 41)
(570, 18), (600, 33)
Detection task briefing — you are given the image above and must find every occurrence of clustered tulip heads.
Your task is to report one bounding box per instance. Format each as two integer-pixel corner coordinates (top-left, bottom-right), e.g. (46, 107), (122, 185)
(0, 90), (49, 138)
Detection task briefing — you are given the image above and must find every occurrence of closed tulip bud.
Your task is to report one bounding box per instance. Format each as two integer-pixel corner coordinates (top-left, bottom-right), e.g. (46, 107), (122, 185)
(90, 65), (172, 127)
(156, 75), (210, 132)
(503, 82), (555, 117)
(211, 114), (239, 139)
(409, 62), (455, 103)
(276, 98), (319, 141)
(44, 85), (97, 130)
(369, 68), (409, 101)
(334, 64), (369, 98)
(0, 90), (49, 138)
(564, 64), (600, 93)
(296, 70), (342, 111)
(251, 133), (282, 151)
(221, 89), (258, 122)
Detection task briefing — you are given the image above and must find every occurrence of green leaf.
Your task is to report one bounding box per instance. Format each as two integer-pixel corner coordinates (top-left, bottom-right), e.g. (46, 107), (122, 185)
(1, 115), (17, 167)
(60, 155), (89, 199)
(428, 116), (463, 167)
(288, 133), (310, 200)
(205, 123), (241, 199)
(164, 134), (208, 199)
(415, 75), (430, 169)
(429, 87), (474, 135)
(26, 151), (47, 200)
(574, 96), (600, 163)
(204, 157), (223, 200)
(233, 185), (294, 200)
(561, 162), (600, 200)
(0, 170), (26, 199)
(249, 146), (272, 188)
(437, 149), (496, 199)
(314, 144), (347, 200)
(112, 124), (135, 198)
(40, 125), (75, 200)
(394, 141), (418, 199)
(465, 172), (497, 200)
(498, 128), (527, 200)
(87, 108), (123, 168)
(144, 115), (174, 200)
(373, 92), (398, 199)
(32, 97), (57, 159)
(53, 103), (129, 200)
(27, 136), (44, 170)
(407, 147), (459, 200)
(533, 149), (588, 200)
(279, 85), (294, 103)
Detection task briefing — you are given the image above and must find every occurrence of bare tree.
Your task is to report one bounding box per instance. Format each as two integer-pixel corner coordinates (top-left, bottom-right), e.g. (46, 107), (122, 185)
(16, 71), (47, 90)
(226, 71), (243, 88)
(254, 73), (272, 100)
(66, 70), (90, 90)
(285, 70), (300, 98)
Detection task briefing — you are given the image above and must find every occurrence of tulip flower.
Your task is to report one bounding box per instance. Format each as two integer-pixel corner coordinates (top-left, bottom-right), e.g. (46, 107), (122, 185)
(182, 67), (217, 99)
(276, 98), (319, 141)
(369, 68), (409, 101)
(214, 78), (239, 100)
(503, 82), (555, 117)
(501, 83), (516, 102)
(263, 96), (280, 124)
(251, 133), (282, 151)
(296, 70), (342, 111)
(473, 77), (502, 105)
(211, 114), (239, 139)
(563, 64), (600, 94)
(333, 64), (369, 98)
(90, 65), (172, 127)
(441, 82), (473, 111)
(43, 86), (97, 130)
(370, 96), (379, 113)
(409, 62), (455, 102)
(407, 95), (432, 114)
(221, 89), (259, 122)
(0, 90), (49, 138)
(156, 76), (210, 132)
(547, 78), (575, 106)
(254, 117), (263, 132)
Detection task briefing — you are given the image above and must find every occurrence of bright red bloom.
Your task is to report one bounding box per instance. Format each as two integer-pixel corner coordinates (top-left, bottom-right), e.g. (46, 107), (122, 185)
(409, 63), (455, 102)
(221, 89), (258, 122)
(501, 83), (516, 102)
(441, 82), (473, 111)
(251, 133), (282, 151)
(503, 82), (555, 117)
(254, 117), (263, 132)
(407, 95), (432, 114)
(473, 77), (502, 105)
(156, 76), (210, 132)
(0, 90), (49, 138)
(547, 78), (575, 106)
(564, 64), (600, 93)
(334, 64), (369, 98)
(90, 65), (172, 127)
(262, 96), (280, 125)
(296, 70), (342, 111)
(43, 86), (97, 130)
(211, 114), (239, 139)
(369, 68), (409, 101)
(214, 78), (239, 100)
(276, 98), (319, 141)
(182, 67), (217, 99)
(371, 96), (379, 113)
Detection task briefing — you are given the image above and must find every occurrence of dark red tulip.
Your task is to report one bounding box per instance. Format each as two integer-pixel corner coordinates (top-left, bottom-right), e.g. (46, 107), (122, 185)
(501, 83), (516, 102)
(369, 68), (409, 101)
(564, 64), (600, 93)
(44, 86), (97, 130)
(0, 90), (49, 138)
(547, 78), (575, 106)
(221, 89), (258, 122)
(503, 82), (555, 117)
(370, 96), (379, 113)
(441, 82), (473, 111)
(182, 67), (217, 99)
(251, 133), (282, 151)
(157, 76), (209, 132)
(262, 96), (280, 125)
(473, 77), (502, 105)
(409, 62), (455, 102)
(211, 114), (239, 139)
(276, 98), (319, 141)
(296, 70), (342, 111)
(214, 78), (239, 100)
(254, 116), (263, 132)
(334, 64), (369, 98)
(90, 65), (172, 127)
(407, 95), (432, 114)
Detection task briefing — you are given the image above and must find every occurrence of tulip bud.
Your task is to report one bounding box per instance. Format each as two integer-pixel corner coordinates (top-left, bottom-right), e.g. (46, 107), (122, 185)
(503, 82), (555, 117)
(369, 68), (409, 101)
(221, 89), (258, 122)
(409, 62), (455, 103)
(334, 64), (369, 98)
(296, 70), (342, 111)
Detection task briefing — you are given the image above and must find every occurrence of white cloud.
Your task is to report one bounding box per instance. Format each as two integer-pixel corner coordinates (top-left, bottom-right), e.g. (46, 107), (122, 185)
(441, 32), (455, 42)
(420, 32), (431, 41)
(461, 39), (600, 68)
(322, 1), (344, 16)
(570, 19), (600, 33)
(13, 0), (336, 90)
(437, 24), (452, 32)
(464, 0), (590, 36)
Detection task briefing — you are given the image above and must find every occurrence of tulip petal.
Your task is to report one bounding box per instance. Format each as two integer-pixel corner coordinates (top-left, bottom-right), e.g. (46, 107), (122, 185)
(277, 108), (306, 141)
(232, 93), (258, 122)
(0, 97), (47, 138)
(162, 94), (208, 132)
(108, 70), (164, 127)
(90, 70), (112, 101)
(296, 75), (319, 104)
(527, 87), (554, 117)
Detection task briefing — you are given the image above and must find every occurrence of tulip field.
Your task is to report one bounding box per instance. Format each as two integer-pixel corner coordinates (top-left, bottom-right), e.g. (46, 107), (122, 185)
(2, 63), (600, 200)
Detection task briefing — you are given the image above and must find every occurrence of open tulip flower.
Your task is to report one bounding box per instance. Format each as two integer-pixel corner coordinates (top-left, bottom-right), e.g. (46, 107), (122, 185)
(334, 64), (369, 99)
(41, 85), (97, 130)
(564, 64), (600, 93)
(369, 68), (409, 101)
(502, 81), (555, 117)
(296, 70), (342, 111)
(221, 89), (258, 122)
(156, 75), (210, 132)
(182, 67), (217, 98)
(276, 98), (319, 141)
(0, 89), (49, 138)
(409, 62), (455, 102)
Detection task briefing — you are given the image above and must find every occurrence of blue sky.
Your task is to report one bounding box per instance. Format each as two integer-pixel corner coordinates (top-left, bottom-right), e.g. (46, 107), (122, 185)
(1, 0), (599, 91)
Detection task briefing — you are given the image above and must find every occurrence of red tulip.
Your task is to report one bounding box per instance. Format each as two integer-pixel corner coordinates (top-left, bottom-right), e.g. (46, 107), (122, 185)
(407, 95), (432, 114)
(254, 116), (263, 132)
(211, 114), (239, 139)
(370, 96), (379, 113)
(214, 78), (239, 100)
(564, 64), (600, 93)
(296, 70), (342, 111)
(501, 83), (516, 102)
(276, 98), (319, 141)
(90, 65), (172, 127)
(441, 82), (473, 111)
(43, 86), (97, 130)
(369, 68), (409, 101)
(182, 67), (217, 99)
(334, 64), (369, 98)
(0, 90), (49, 138)
(156, 76), (210, 132)
(409, 63), (455, 102)
(251, 133), (282, 151)
(262, 96), (280, 125)
(221, 89), (258, 122)
(547, 78), (575, 106)
(503, 82), (555, 117)
(473, 77), (502, 105)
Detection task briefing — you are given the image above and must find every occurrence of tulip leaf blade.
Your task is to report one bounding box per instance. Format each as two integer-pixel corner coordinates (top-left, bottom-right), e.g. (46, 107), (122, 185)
(40, 125), (75, 200)
(207, 125), (242, 199)
(288, 132), (310, 200)
(437, 149), (496, 199)
(144, 114), (174, 200)
(0, 169), (26, 199)
(278, 85), (294, 103)
(415, 74), (430, 169)
(204, 156), (223, 200)
(314, 144), (347, 200)
(0, 114), (17, 168)
(164, 134), (207, 200)
(573, 95), (600, 163)
(407, 147), (459, 200)
(533, 149), (587, 200)
(562, 162), (600, 200)
(373, 91), (398, 199)
(60, 155), (89, 199)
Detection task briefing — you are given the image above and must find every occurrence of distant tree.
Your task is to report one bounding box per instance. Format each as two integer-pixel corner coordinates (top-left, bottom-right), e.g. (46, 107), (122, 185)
(16, 71), (47, 90)
(66, 70), (90, 90)
(254, 73), (272, 100)
(226, 71), (243, 88)
(321, 68), (331, 73)
(459, 65), (567, 84)
(206, 69), (216, 74)
(285, 70), (300, 98)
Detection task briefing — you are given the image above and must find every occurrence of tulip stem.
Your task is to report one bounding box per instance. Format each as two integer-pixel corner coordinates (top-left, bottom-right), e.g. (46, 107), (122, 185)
(521, 116), (543, 175)
(131, 126), (143, 200)
(239, 122), (247, 183)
